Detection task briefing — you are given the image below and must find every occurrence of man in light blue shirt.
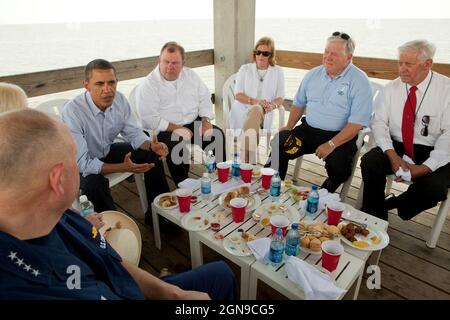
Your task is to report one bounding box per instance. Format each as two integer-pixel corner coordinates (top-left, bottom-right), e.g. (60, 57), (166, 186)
(62, 59), (169, 217)
(267, 32), (372, 192)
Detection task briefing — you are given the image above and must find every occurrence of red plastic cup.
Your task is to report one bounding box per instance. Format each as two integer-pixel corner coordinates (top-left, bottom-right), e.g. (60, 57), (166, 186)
(327, 201), (345, 226)
(217, 162), (231, 183)
(176, 188), (192, 213)
(240, 163), (253, 183)
(321, 240), (344, 272)
(261, 168), (275, 190)
(230, 198), (247, 223)
(270, 215), (290, 237)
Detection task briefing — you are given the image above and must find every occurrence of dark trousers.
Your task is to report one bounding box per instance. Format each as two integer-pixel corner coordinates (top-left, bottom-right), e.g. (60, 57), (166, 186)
(79, 142), (169, 213)
(162, 261), (238, 300)
(157, 119), (226, 186)
(360, 141), (450, 220)
(266, 119), (357, 193)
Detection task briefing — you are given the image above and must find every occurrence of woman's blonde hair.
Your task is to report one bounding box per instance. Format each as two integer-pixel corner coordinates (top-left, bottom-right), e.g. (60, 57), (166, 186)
(252, 37), (276, 66)
(0, 83), (28, 113)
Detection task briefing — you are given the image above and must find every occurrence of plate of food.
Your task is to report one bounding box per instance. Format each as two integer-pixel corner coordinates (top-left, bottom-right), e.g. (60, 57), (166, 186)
(256, 203), (301, 228)
(180, 210), (212, 232)
(222, 231), (256, 256)
(287, 186), (310, 202)
(338, 222), (389, 251)
(298, 222), (341, 255)
(219, 186), (261, 212)
(154, 192), (178, 210)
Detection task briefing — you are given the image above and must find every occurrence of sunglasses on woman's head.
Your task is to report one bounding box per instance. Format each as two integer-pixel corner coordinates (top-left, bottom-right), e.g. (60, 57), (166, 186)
(254, 50), (272, 57)
(332, 31), (350, 40)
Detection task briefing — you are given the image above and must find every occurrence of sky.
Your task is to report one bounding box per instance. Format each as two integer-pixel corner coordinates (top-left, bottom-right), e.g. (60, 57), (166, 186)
(0, 0), (449, 24)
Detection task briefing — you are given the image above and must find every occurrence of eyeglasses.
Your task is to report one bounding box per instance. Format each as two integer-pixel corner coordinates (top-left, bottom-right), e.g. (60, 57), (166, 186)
(332, 31), (350, 40)
(421, 115), (430, 136)
(254, 50), (272, 57)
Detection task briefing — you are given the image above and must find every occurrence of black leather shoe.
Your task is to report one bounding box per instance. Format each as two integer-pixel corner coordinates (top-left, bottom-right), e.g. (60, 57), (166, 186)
(385, 193), (397, 210)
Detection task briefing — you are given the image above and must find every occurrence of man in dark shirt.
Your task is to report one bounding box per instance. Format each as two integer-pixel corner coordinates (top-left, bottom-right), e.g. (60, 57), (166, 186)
(0, 109), (237, 300)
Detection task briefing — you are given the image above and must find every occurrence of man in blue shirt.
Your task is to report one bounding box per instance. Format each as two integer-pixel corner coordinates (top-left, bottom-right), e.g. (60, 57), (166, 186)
(0, 109), (237, 300)
(267, 32), (372, 192)
(62, 59), (170, 221)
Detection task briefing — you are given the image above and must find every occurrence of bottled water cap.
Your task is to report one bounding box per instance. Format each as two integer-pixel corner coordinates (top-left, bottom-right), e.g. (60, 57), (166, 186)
(79, 195), (88, 202)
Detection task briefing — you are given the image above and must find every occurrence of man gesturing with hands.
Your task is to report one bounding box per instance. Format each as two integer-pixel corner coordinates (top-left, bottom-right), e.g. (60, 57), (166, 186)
(62, 59), (170, 216)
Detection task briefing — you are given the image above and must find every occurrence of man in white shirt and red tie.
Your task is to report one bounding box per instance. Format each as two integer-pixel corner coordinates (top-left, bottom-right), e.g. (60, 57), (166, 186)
(135, 42), (226, 185)
(360, 40), (450, 221)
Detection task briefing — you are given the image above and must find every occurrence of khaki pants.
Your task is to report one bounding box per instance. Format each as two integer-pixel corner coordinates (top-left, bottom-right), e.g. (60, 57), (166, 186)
(242, 105), (265, 164)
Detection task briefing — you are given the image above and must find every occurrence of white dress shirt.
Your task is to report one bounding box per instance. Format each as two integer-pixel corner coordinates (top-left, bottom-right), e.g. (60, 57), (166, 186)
(372, 71), (450, 171)
(230, 63), (285, 130)
(135, 66), (214, 131)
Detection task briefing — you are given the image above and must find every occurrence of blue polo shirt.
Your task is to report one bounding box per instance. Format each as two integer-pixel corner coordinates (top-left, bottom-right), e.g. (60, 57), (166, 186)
(293, 63), (372, 131)
(0, 210), (145, 300)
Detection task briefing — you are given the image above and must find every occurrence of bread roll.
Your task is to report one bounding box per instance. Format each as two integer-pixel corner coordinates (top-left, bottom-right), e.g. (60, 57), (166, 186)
(301, 236), (310, 248)
(309, 238), (322, 252)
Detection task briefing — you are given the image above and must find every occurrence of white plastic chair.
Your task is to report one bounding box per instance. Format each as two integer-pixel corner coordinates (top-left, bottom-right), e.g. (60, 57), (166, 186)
(222, 73), (286, 159)
(35, 99), (148, 218)
(292, 81), (384, 202)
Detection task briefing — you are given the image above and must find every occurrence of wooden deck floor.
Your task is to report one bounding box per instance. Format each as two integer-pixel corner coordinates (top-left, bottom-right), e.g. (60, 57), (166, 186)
(111, 140), (450, 300)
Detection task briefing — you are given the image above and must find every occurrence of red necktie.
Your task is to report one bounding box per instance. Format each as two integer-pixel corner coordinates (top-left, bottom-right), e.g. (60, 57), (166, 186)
(401, 86), (417, 160)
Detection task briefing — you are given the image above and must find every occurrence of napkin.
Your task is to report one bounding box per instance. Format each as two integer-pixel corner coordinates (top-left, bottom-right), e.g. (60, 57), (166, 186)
(394, 155), (415, 182)
(211, 179), (248, 196)
(299, 189), (341, 212)
(285, 256), (346, 300)
(247, 237), (271, 261)
(178, 178), (201, 190)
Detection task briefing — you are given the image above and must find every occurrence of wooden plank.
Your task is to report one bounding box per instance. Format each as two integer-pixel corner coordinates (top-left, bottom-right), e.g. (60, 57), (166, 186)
(380, 245), (450, 293)
(375, 262), (450, 299)
(277, 50), (450, 80)
(0, 49), (214, 97)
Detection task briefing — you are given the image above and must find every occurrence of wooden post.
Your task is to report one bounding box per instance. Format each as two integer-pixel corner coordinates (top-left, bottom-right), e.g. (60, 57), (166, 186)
(213, 0), (255, 126)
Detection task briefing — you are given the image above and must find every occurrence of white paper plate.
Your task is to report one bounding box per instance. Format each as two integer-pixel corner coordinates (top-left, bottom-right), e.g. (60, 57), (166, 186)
(222, 232), (253, 256)
(219, 191), (261, 212)
(153, 192), (178, 210)
(256, 203), (301, 228)
(180, 210), (212, 232)
(339, 222), (390, 251)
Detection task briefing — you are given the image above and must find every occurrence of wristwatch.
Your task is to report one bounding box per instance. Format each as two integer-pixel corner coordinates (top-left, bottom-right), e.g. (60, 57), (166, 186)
(328, 140), (336, 148)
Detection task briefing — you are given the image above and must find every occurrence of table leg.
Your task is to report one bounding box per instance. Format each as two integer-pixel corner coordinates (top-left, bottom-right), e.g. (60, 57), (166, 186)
(189, 232), (204, 268)
(151, 203), (161, 250)
(248, 266), (258, 300)
(240, 265), (251, 300)
(353, 265), (364, 300)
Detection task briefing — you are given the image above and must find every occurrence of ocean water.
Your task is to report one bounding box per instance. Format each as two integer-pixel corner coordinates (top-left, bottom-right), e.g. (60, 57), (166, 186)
(1, 18), (449, 104)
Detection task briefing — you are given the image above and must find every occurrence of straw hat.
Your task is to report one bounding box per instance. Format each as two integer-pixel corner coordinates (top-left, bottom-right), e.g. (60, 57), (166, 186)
(99, 211), (142, 266)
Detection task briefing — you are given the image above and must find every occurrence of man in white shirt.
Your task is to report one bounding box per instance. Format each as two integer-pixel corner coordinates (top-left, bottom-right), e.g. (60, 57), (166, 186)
(135, 42), (226, 185)
(361, 40), (450, 221)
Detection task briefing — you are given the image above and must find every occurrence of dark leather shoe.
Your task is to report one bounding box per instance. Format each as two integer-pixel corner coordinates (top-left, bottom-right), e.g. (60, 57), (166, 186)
(385, 193), (397, 210)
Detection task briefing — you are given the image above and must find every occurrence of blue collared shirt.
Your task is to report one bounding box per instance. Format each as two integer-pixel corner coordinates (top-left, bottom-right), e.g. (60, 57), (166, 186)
(293, 63), (373, 131)
(0, 211), (145, 300)
(62, 91), (148, 177)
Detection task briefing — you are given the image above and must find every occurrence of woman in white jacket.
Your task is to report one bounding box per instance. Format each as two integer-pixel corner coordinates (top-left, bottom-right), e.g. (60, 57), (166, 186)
(230, 37), (285, 163)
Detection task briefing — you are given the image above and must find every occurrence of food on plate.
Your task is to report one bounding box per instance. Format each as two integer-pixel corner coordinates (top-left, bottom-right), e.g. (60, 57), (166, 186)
(371, 236), (381, 244)
(214, 211), (226, 222)
(190, 195), (198, 203)
(252, 212), (261, 222)
(300, 236), (310, 248)
(352, 240), (369, 248)
(299, 222), (307, 231)
(238, 186), (250, 195)
(214, 233), (224, 240)
(288, 187), (309, 202)
(241, 232), (256, 242)
(309, 238), (322, 252)
(319, 236), (331, 243)
(203, 219), (209, 225)
(211, 222), (221, 232)
(192, 216), (201, 220)
(230, 234), (241, 244)
(261, 217), (270, 226)
(158, 195), (177, 208)
(341, 223), (370, 243)
(224, 191), (238, 208)
(324, 224), (341, 236)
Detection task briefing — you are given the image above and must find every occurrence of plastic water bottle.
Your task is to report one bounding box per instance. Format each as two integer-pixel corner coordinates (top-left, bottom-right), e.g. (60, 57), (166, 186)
(306, 184), (319, 217)
(79, 195), (94, 218)
(270, 171), (281, 202)
(205, 150), (216, 176)
(268, 228), (284, 267)
(231, 152), (240, 178)
(285, 223), (300, 256)
(200, 172), (212, 202)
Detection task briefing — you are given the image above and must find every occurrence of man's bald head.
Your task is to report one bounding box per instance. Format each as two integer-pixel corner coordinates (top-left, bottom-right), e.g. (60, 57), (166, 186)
(0, 109), (74, 190)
